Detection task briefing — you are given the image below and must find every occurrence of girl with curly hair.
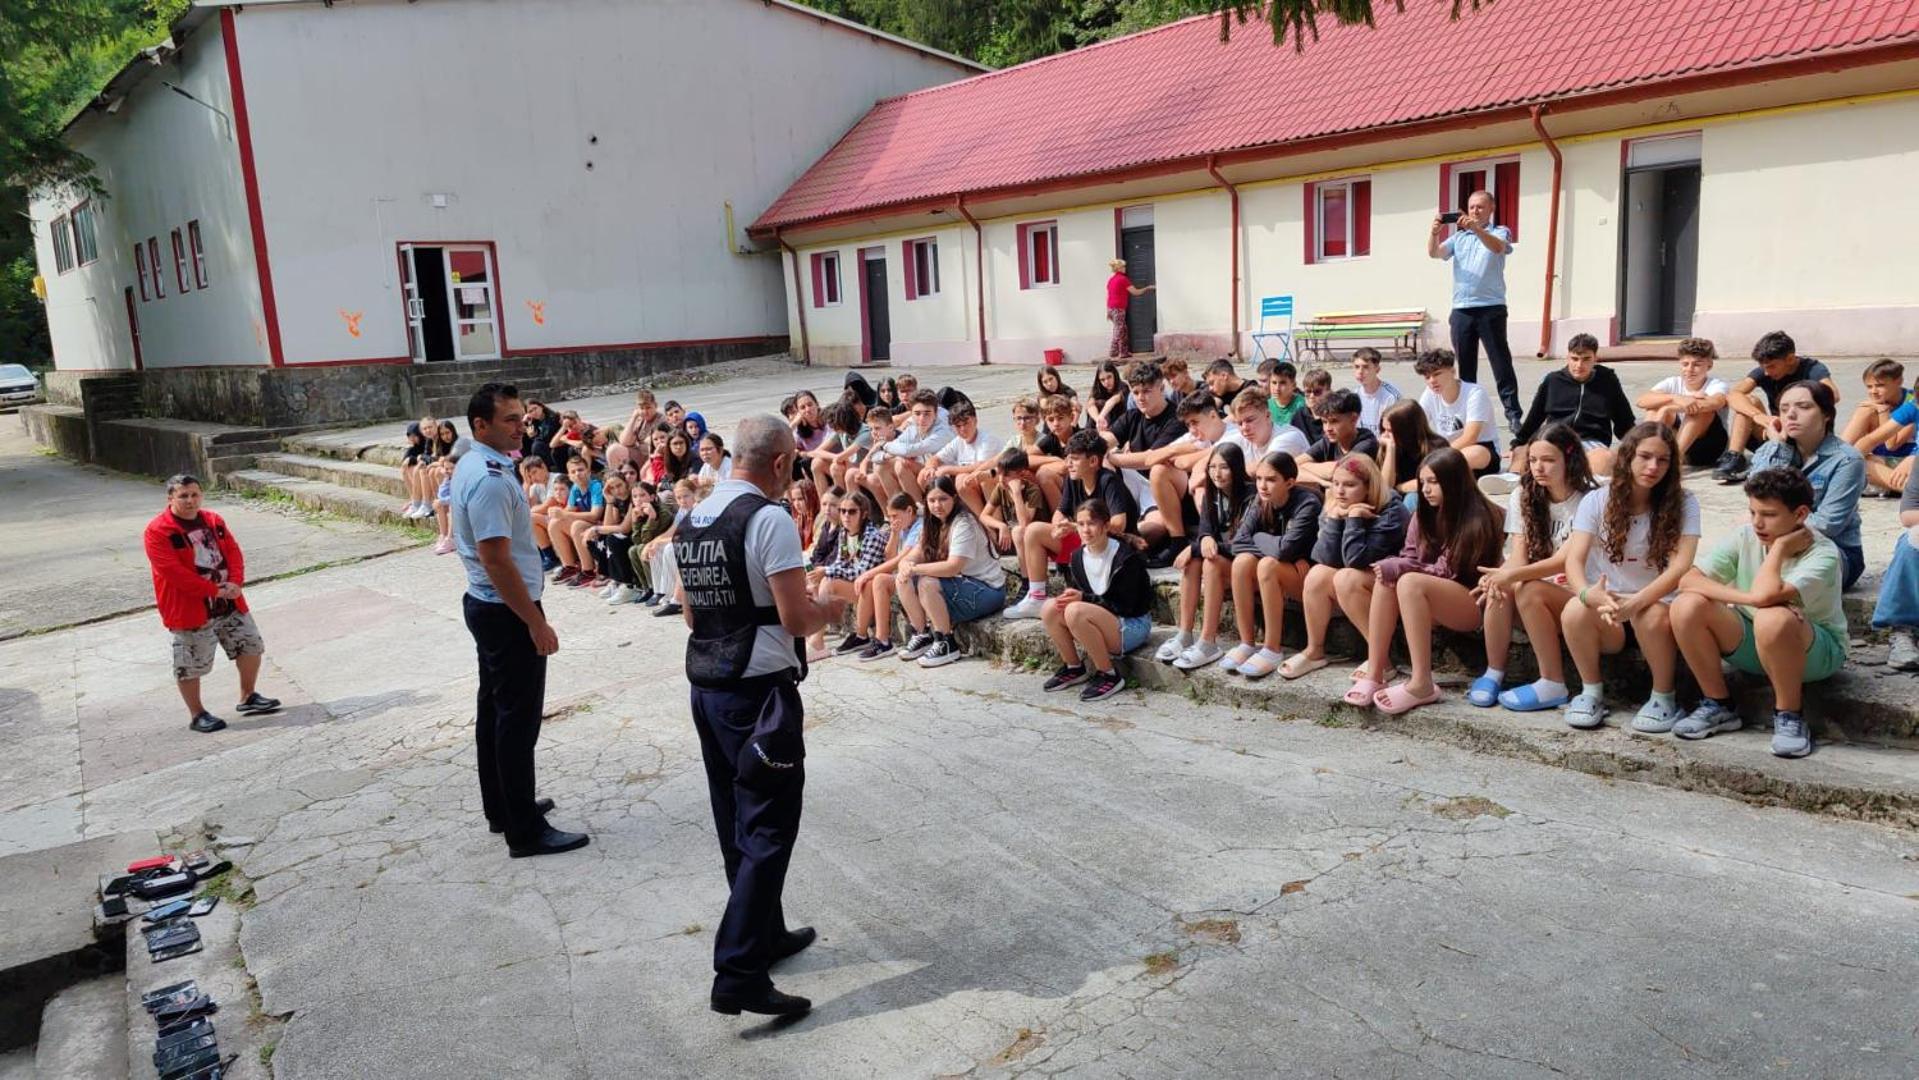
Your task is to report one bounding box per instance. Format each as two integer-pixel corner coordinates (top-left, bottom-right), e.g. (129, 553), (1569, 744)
(1557, 421), (1702, 731)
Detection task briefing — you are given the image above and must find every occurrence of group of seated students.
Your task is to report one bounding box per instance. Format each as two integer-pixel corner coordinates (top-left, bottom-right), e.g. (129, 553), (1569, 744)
(493, 333), (1915, 750)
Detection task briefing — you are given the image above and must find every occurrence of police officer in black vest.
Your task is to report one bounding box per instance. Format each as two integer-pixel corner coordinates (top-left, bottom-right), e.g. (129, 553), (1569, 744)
(675, 415), (846, 1018)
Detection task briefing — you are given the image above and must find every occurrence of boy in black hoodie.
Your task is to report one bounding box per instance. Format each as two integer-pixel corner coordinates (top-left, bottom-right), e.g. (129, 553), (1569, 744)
(1511, 334), (1636, 476)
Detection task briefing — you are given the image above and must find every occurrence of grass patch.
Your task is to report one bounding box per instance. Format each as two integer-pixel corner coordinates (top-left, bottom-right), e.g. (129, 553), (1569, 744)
(1142, 950), (1180, 975)
(260, 1040), (278, 1068)
(197, 868), (256, 910)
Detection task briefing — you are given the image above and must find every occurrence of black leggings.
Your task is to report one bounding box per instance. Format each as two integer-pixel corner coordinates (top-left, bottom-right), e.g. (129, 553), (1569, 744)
(591, 535), (637, 585)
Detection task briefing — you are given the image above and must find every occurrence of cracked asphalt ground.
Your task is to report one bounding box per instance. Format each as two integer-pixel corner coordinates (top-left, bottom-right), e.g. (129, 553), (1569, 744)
(5, 537), (1916, 1078)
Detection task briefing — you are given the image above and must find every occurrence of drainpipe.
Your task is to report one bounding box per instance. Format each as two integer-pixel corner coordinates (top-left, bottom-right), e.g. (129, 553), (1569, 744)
(778, 232), (811, 366)
(1530, 104), (1565, 358)
(1205, 155), (1242, 358)
(954, 195), (989, 365)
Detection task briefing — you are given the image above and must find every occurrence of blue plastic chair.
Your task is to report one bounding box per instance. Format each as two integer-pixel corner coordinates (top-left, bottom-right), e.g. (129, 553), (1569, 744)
(1252, 295), (1294, 363)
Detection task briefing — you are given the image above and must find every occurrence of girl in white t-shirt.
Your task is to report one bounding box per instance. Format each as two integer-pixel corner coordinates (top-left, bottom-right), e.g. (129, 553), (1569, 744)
(896, 475), (1007, 668)
(1465, 423), (1599, 709)
(1558, 422), (1703, 731)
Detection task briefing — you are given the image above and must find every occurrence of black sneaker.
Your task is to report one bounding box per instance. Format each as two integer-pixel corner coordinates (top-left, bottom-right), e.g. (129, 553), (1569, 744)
(1042, 664), (1089, 692)
(1080, 670), (1126, 701)
(857, 639), (896, 662)
(235, 692), (281, 716)
(917, 635), (963, 668)
(189, 712), (227, 734)
(1143, 543), (1180, 570)
(898, 632), (937, 660)
(833, 634), (872, 657)
(1711, 450), (1749, 485)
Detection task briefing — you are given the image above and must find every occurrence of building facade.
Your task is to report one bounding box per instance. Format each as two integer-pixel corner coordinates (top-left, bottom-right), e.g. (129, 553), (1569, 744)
(755, 1), (1919, 367)
(31, 0), (980, 378)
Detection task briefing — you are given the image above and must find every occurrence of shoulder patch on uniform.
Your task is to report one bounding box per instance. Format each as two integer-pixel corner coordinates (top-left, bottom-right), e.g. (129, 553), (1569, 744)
(485, 460), (504, 473)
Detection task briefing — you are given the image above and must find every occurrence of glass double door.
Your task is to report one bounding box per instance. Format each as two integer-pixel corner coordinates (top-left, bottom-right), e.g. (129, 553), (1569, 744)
(401, 244), (499, 362)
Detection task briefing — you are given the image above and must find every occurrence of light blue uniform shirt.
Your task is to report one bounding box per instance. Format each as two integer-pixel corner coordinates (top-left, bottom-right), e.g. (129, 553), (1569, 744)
(1442, 224), (1513, 309)
(451, 442), (544, 604)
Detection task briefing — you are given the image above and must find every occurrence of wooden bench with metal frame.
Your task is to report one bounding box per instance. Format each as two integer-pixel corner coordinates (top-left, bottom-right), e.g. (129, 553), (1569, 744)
(1295, 309), (1426, 361)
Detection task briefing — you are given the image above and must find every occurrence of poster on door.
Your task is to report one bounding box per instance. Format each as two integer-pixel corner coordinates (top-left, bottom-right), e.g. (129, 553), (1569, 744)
(459, 286), (488, 306)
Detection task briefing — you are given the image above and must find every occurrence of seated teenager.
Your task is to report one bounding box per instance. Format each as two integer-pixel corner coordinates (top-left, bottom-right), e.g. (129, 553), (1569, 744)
(1299, 367), (1333, 437)
(1039, 498), (1156, 702)
(1203, 358), (1249, 406)
(1144, 391), (1234, 549)
(1226, 385), (1310, 464)
(1713, 330), (1841, 484)
(625, 482), (674, 605)
(1162, 357), (1198, 400)
(1035, 365), (1078, 411)
(1844, 358), (1917, 497)
(1557, 422), (1701, 730)
(856, 406), (901, 503)
(643, 477), (700, 618)
(1638, 337), (1731, 467)
(1510, 333), (1636, 476)
(883, 390), (956, 501)
(518, 456), (560, 572)
(813, 401), (872, 497)
(1872, 463), (1919, 671)
(1466, 423), (1600, 709)
(978, 446), (1052, 567)
(1161, 444), (1254, 671)
(1005, 429), (1141, 619)
(807, 490), (887, 660)
(548, 455), (604, 584)
(1414, 348), (1502, 475)
(1667, 468), (1847, 757)
(1086, 361), (1130, 431)
(1262, 360), (1317, 441)
(1346, 448), (1505, 715)
(1749, 380), (1866, 589)
(848, 494), (922, 661)
(1350, 348), (1402, 435)
(568, 471), (632, 592)
(1282, 455), (1409, 679)
(696, 432), (734, 481)
(895, 475), (1007, 667)
(919, 401), (997, 512)
(1295, 389), (1380, 489)
(583, 474), (642, 603)
(1101, 359), (1186, 561)
(1223, 451), (1323, 679)
(1030, 394), (1079, 509)
(1376, 399), (1449, 500)
(400, 419), (435, 518)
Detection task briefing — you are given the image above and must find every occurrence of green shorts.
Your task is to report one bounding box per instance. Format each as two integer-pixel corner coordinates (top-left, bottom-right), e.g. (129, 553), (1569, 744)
(1726, 608), (1845, 682)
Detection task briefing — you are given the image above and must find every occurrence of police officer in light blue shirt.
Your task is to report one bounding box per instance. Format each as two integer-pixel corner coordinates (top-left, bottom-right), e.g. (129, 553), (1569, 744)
(451, 382), (587, 858)
(1430, 189), (1525, 439)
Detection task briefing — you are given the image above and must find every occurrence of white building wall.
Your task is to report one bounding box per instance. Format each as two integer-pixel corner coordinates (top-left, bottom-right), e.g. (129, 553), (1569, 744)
(32, 17), (266, 371)
(984, 206), (1121, 365)
(232, 0), (976, 365)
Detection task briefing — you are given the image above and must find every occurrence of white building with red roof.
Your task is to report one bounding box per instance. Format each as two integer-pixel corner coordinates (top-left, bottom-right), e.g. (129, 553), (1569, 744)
(754, 0), (1919, 367)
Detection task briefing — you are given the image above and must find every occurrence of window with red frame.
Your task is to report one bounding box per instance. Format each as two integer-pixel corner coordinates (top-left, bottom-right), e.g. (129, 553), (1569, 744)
(188, 220), (208, 288)
(1017, 221), (1060, 289)
(51, 215), (75, 273)
(903, 237), (939, 300)
(134, 243), (149, 301)
(1444, 158), (1520, 239)
(171, 229), (190, 291)
(1304, 177), (1371, 263)
(147, 237), (165, 298)
(809, 251), (841, 307)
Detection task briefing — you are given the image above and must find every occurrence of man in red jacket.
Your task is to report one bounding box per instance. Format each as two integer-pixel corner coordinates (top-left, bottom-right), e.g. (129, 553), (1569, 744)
(144, 474), (280, 733)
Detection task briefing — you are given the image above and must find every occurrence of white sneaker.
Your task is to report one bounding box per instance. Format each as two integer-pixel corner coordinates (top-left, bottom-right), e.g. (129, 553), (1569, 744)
(1155, 631), (1195, 664)
(606, 584), (635, 604)
(1477, 472), (1520, 499)
(1172, 639), (1226, 671)
(1890, 629), (1919, 672)
(1003, 593), (1047, 620)
(599, 581), (620, 599)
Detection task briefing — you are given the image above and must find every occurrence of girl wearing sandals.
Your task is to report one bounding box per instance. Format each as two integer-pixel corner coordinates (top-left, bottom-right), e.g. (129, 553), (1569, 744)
(1347, 448), (1505, 714)
(1224, 452), (1325, 679)
(1281, 454), (1410, 679)
(805, 490), (887, 661)
(896, 475), (1007, 668)
(1467, 422), (1599, 708)
(1554, 421), (1701, 730)
(1039, 499), (1155, 702)
(845, 494), (923, 662)
(1162, 444), (1256, 671)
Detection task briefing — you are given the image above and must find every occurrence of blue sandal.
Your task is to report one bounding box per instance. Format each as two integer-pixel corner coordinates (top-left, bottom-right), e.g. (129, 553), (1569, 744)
(1466, 675), (1502, 708)
(1498, 685), (1571, 712)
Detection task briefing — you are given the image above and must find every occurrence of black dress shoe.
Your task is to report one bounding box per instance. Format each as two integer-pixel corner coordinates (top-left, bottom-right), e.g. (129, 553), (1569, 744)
(770, 927), (816, 964)
(488, 798), (557, 834)
(653, 602), (682, 618)
(506, 827), (590, 858)
(710, 985), (811, 1017)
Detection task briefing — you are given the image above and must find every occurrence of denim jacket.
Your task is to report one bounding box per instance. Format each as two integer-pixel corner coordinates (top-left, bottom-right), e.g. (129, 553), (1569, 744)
(1751, 433), (1865, 551)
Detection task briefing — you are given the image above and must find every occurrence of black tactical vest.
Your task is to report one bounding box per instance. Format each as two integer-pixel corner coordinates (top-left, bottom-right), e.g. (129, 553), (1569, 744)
(673, 493), (789, 689)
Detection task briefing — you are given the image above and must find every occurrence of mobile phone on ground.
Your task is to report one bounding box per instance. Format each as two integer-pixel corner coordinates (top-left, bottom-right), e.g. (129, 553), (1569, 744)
(188, 896), (219, 917)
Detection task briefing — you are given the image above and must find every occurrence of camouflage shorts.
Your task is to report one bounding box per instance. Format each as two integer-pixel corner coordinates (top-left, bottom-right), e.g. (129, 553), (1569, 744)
(171, 611), (265, 681)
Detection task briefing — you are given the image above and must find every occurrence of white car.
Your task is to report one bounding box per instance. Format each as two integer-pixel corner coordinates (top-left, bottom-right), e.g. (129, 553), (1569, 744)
(0, 364), (41, 406)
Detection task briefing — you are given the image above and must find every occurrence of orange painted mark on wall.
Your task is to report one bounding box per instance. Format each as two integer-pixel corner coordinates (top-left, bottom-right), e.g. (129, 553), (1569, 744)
(525, 300), (547, 326)
(339, 310), (365, 338)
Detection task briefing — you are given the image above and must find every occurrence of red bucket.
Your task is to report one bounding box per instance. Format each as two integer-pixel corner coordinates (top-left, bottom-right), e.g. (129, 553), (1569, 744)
(1042, 348), (1065, 366)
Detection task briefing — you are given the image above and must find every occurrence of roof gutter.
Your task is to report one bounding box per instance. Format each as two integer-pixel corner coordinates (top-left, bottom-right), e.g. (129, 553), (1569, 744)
(1530, 104), (1564, 358)
(1204, 155), (1241, 358)
(954, 195), (989, 365)
(778, 233), (811, 366)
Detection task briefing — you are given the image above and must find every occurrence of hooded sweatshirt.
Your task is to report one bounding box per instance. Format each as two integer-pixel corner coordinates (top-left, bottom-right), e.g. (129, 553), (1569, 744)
(1512, 365), (1636, 447)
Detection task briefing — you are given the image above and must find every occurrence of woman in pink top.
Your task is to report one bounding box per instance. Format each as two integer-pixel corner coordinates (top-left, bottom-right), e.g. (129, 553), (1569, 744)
(1105, 258), (1155, 359)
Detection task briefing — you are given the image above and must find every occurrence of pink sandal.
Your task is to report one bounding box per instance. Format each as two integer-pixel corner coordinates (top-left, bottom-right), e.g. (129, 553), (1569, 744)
(1372, 681), (1442, 716)
(1343, 678), (1386, 707)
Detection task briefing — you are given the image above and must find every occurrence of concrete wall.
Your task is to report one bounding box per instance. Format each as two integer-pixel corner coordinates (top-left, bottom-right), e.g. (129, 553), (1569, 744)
(231, 0), (976, 366)
(30, 16), (267, 372)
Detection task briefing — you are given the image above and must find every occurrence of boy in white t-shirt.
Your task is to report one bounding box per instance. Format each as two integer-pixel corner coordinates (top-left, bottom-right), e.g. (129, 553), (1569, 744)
(1350, 347), (1403, 435)
(1414, 349), (1500, 473)
(921, 401), (997, 514)
(1636, 337), (1731, 468)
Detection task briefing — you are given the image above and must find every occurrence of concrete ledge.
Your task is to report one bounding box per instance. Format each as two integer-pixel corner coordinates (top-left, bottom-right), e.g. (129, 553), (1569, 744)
(17, 406), (90, 463)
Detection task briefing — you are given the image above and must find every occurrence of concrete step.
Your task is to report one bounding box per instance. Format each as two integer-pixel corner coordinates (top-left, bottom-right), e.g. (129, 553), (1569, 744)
(258, 452), (408, 499)
(223, 469), (429, 530)
(0, 1047), (31, 1080)
(34, 976), (128, 1080)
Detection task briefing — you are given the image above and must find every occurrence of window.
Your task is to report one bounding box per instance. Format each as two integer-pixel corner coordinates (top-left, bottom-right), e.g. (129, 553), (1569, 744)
(1018, 221), (1060, 288)
(188, 220), (208, 288)
(51, 215), (75, 274)
(903, 237), (939, 299)
(809, 251), (841, 307)
(171, 229), (190, 292)
(147, 237), (165, 298)
(71, 203), (98, 266)
(134, 243), (149, 301)
(1304, 177), (1371, 263)
(1442, 157), (1520, 239)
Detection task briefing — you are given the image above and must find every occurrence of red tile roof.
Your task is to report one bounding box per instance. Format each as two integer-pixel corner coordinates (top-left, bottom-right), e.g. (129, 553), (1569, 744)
(755, 0), (1919, 232)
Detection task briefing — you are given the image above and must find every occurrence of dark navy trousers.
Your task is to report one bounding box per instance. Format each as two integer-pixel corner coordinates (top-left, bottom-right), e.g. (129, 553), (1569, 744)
(463, 596), (550, 844)
(690, 677), (805, 994)
(1449, 303), (1525, 438)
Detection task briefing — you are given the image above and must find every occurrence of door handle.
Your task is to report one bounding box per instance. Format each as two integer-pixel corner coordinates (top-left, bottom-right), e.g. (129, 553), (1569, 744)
(408, 299), (425, 319)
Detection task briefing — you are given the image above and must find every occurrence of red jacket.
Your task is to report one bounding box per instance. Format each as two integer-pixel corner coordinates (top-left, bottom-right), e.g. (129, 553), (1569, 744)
(144, 508), (249, 631)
